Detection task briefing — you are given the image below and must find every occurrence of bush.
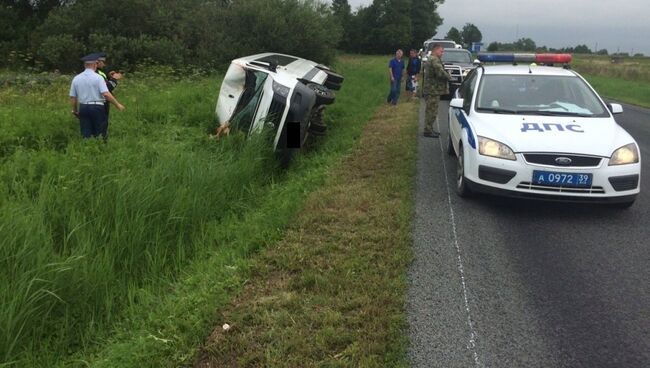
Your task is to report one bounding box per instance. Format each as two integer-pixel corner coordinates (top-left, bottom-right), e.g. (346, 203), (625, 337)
(123, 35), (187, 68)
(37, 34), (84, 71)
(225, 0), (341, 65)
(24, 0), (340, 72)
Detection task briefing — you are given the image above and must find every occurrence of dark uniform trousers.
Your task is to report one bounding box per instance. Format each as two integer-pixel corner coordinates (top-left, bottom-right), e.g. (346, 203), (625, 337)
(79, 104), (108, 139)
(97, 69), (117, 139)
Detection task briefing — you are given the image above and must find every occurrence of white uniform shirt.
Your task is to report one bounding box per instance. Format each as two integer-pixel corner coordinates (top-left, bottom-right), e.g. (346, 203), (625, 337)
(69, 68), (108, 104)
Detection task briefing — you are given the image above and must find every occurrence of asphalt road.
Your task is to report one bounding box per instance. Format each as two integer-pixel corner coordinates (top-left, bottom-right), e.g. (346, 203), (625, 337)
(407, 100), (650, 368)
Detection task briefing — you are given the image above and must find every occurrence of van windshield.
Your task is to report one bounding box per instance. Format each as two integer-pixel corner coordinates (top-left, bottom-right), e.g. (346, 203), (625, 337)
(442, 50), (471, 63)
(231, 70), (268, 133)
(425, 41), (456, 52)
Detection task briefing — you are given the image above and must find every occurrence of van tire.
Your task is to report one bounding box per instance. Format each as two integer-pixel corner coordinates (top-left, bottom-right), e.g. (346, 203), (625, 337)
(307, 83), (335, 105)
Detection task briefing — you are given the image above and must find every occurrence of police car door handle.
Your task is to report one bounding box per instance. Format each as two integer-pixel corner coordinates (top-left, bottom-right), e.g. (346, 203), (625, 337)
(228, 94), (235, 98)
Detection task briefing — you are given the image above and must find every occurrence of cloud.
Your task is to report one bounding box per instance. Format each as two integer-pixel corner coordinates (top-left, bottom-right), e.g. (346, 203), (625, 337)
(334, 0), (650, 54)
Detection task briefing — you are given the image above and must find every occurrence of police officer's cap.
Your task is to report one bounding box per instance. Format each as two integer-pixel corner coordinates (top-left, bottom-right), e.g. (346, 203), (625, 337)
(96, 52), (107, 61)
(80, 53), (99, 63)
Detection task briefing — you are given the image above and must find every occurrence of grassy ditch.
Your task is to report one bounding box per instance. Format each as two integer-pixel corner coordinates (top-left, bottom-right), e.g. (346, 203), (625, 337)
(195, 99), (418, 367)
(0, 55), (391, 367)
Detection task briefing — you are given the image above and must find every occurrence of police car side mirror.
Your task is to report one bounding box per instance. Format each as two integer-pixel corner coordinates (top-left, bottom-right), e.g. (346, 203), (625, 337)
(450, 98), (464, 109)
(473, 59), (481, 65)
(608, 103), (623, 114)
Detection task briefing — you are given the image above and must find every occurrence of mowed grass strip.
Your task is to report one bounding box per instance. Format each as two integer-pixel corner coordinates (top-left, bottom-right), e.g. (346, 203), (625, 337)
(195, 100), (418, 367)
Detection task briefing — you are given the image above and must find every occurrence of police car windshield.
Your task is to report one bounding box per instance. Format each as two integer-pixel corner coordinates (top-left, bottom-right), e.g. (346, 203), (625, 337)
(476, 74), (609, 117)
(442, 50), (471, 63)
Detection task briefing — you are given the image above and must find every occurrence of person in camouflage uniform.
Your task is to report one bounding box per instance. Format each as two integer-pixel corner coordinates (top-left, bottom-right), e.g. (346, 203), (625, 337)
(422, 44), (452, 138)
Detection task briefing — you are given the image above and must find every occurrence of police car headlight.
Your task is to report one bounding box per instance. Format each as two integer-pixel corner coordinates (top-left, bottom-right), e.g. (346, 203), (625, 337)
(478, 136), (516, 160)
(609, 143), (639, 165)
(272, 81), (290, 98)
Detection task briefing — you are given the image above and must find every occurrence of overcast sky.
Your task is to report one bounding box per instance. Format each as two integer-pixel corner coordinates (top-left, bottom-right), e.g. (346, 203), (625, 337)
(345, 0), (649, 55)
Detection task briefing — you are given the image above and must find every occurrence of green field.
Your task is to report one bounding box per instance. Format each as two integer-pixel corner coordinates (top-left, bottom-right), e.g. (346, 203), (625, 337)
(573, 54), (650, 108)
(0, 55), (390, 366)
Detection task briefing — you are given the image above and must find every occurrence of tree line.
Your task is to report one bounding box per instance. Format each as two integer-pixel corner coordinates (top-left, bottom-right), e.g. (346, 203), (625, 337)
(486, 38), (645, 57)
(1, 0), (447, 73)
(2, 0), (341, 72)
(332, 0), (445, 54)
(444, 23), (482, 48)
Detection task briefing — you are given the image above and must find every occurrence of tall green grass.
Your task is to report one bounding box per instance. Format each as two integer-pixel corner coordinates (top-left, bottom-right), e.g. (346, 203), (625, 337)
(0, 71), (277, 365)
(0, 55), (390, 366)
(573, 54), (650, 84)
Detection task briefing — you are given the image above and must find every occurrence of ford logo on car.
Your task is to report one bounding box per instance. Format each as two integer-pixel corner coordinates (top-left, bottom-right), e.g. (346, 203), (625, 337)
(555, 157), (573, 166)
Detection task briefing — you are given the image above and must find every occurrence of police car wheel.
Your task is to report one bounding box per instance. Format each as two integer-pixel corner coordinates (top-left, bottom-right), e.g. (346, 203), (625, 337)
(446, 127), (454, 156)
(456, 144), (471, 197)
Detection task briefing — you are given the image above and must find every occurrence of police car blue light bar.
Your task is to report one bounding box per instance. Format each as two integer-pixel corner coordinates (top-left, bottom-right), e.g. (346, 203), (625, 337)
(477, 53), (573, 64)
(477, 53), (514, 62)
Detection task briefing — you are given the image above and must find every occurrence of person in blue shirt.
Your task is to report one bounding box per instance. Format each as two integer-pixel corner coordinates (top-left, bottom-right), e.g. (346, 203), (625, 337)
(69, 54), (125, 139)
(387, 49), (405, 105)
(405, 49), (421, 99)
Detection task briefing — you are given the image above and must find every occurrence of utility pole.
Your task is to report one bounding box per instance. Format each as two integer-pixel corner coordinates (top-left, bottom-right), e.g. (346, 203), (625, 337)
(515, 24), (519, 40)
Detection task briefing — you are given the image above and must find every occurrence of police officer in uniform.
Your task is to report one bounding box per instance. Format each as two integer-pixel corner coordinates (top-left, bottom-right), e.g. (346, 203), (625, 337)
(422, 44), (452, 138)
(95, 52), (122, 139)
(69, 54), (125, 139)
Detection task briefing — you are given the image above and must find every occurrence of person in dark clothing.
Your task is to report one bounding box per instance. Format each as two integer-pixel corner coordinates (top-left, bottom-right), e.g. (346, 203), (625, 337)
(405, 49), (421, 99)
(387, 49), (405, 105)
(95, 52), (123, 139)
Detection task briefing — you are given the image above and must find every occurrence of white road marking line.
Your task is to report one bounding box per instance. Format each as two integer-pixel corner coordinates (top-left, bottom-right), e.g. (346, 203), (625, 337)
(435, 111), (483, 368)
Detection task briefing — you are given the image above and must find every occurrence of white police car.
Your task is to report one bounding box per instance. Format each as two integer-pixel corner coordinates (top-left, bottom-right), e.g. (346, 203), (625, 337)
(447, 53), (641, 207)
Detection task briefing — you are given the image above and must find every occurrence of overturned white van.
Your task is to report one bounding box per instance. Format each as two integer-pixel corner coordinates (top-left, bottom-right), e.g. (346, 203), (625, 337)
(215, 53), (344, 163)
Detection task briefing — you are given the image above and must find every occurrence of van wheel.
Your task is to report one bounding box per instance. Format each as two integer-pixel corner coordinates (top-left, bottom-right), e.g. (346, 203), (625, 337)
(307, 83), (335, 105)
